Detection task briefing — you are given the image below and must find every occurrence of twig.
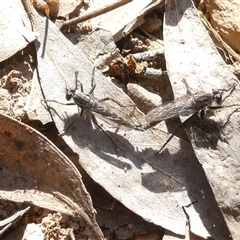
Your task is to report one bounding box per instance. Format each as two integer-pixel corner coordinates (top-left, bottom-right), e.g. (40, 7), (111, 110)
(131, 48), (164, 61)
(21, 0), (36, 30)
(143, 67), (163, 79)
(60, 0), (132, 30)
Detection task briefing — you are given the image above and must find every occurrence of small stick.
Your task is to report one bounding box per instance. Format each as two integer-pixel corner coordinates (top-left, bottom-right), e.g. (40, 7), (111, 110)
(131, 48), (164, 61)
(60, 0), (132, 30)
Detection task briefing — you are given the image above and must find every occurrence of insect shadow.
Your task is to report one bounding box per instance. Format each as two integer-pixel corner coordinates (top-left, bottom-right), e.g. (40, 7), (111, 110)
(180, 111), (224, 150)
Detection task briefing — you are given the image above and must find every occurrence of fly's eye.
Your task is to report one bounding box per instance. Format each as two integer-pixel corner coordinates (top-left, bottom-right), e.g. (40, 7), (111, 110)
(213, 91), (223, 105)
(216, 95), (222, 105)
(66, 93), (72, 101)
(66, 89), (73, 101)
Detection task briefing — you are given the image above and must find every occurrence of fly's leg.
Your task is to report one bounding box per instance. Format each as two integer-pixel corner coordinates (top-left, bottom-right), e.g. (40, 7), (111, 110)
(155, 113), (194, 154)
(88, 83), (96, 95)
(91, 114), (121, 155)
(182, 78), (195, 95)
(41, 99), (76, 106)
(42, 99), (85, 136)
(87, 67), (124, 140)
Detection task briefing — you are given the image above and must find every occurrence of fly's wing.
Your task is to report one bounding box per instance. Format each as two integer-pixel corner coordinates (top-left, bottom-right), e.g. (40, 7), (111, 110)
(93, 112), (135, 130)
(87, 98), (139, 130)
(146, 95), (198, 124)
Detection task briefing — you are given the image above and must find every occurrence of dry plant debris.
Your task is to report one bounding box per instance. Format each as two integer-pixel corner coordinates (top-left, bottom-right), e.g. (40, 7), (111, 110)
(0, 0), (240, 239)
(33, 0), (59, 19)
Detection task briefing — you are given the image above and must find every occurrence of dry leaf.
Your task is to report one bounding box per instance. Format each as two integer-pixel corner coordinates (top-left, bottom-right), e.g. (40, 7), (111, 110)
(23, 0), (188, 235)
(20, 0), (235, 236)
(0, 1), (37, 62)
(164, 0), (240, 239)
(33, 0), (59, 19)
(90, 0), (164, 41)
(0, 113), (103, 239)
(0, 206), (30, 237)
(58, 0), (87, 20)
(205, 0), (240, 53)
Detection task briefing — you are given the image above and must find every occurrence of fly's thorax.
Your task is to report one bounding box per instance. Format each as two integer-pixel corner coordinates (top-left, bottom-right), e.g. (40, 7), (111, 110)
(73, 93), (92, 109)
(192, 93), (213, 110)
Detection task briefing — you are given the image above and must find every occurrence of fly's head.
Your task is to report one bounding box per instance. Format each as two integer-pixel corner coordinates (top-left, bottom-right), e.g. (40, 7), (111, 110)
(65, 83), (81, 101)
(211, 83), (237, 106)
(212, 89), (223, 106)
(66, 88), (75, 101)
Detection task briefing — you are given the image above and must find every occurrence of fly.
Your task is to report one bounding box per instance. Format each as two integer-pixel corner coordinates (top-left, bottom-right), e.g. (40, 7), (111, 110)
(43, 71), (144, 152)
(146, 93), (214, 127)
(67, 81), (143, 131)
(137, 84), (237, 153)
